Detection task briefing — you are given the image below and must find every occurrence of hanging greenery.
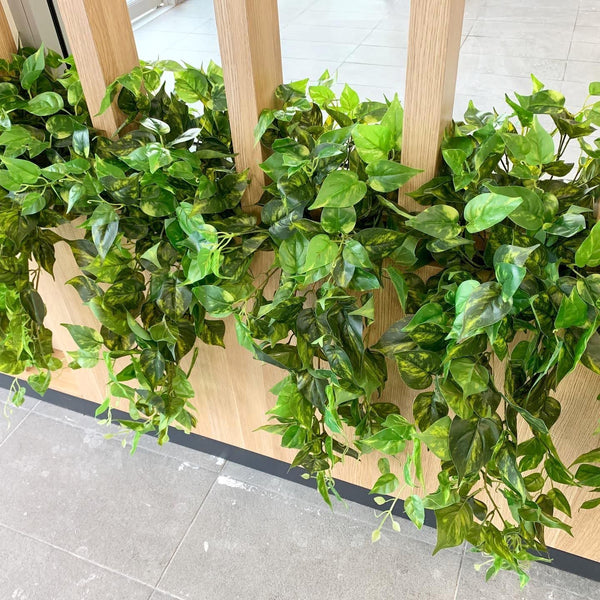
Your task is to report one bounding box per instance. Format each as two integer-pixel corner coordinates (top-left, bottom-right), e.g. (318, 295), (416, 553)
(1, 47), (600, 583)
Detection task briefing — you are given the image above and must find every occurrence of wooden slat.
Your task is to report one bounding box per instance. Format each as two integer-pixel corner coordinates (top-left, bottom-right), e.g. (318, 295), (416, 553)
(0, 0), (16, 59)
(214, 0), (283, 210)
(54, 0), (139, 135)
(400, 0), (465, 210)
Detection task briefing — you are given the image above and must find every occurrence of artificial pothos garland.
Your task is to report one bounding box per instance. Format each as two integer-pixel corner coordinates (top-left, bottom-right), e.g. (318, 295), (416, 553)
(1, 47), (600, 584)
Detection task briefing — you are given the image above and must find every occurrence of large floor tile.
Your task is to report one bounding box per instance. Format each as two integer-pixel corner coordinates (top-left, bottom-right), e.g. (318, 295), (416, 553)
(336, 62), (405, 90)
(33, 401), (226, 473)
(0, 525), (153, 600)
(0, 414), (218, 585)
(456, 551), (600, 600)
(462, 36), (571, 60)
(0, 388), (36, 446)
(458, 53), (566, 80)
(281, 23), (371, 45)
(345, 44), (407, 67)
(158, 475), (463, 600)
(281, 39), (356, 63)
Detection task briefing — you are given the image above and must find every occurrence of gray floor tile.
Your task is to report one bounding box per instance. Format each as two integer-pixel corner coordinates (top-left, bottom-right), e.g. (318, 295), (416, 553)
(281, 39), (357, 63)
(0, 391), (36, 446)
(469, 20), (571, 40)
(362, 28), (409, 48)
(337, 62), (405, 89)
(458, 53), (566, 80)
(462, 36), (571, 60)
(150, 592), (179, 600)
(283, 57), (342, 82)
(0, 413), (218, 585)
(294, 10), (382, 30)
(573, 26), (600, 44)
(577, 11), (600, 28)
(457, 551), (600, 600)
(158, 477), (463, 600)
(528, 562), (600, 600)
(34, 399), (226, 472)
(345, 44), (407, 67)
(570, 42), (600, 63)
(219, 460), (446, 549)
(281, 23), (371, 45)
(564, 60), (600, 84)
(0, 525), (153, 600)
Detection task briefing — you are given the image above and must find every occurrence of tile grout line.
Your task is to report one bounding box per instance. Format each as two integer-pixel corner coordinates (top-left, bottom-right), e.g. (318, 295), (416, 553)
(0, 521), (155, 592)
(452, 544), (467, 600)
(565, 0), (581, 69)
(0, 399), (40, 450)
(151, 471), (222, 594)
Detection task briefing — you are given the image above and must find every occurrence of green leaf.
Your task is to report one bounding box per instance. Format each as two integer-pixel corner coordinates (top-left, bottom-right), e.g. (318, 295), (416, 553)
(63, 323), (104, 350)
(395, 350), (441, 389)
(407, 205), (461, 240)
(464, 193), (524, 233)
(497, 446), (527, 501)
(370, 472), (399, 495)
(20, 192), (46, 216)
(460, 282), (512, 339)
(302, 234), (339, 272)
(140, 348), (165, 388)
(193, 285), (235, 318)
(416, 416), (452, 461)
(575, 221), (600, 268)
(309, 171), (367, 209)
(573, 447), (600, 465)
(449, 416), (500, 479)
(352, 124), (393, 163)
(340, 84), (360, 116)
(449, 359), (489, 398)
(413, 391), (448, 432)
(366, 160), (420, 192)
(381, 94), (403, 150)
(575, 464), (600, 487)
(321, 206), (356, 234)
(387, 267), (408, 311)
(524, 117), (554, 165)
(278, 233), (308, 275)
(555, 287), (588, 329)
(433, 502), (473, 554)
(405, 495), (425, 529)
(547, 488), (571, 518)
(21, 45), (45, 90)
(26, 92), (64, 116)
(2, 156), (41, 185)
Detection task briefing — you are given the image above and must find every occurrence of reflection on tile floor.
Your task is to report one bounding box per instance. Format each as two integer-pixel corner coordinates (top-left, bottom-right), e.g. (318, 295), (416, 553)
(133, 0), (599, 118)
(0, 389), (598, 599)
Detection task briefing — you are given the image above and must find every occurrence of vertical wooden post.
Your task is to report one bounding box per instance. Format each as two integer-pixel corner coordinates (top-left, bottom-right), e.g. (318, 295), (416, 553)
(54, 0), (139, 135)
(214, 0), (283, 209)
(400, 0), (465, 210)
(0, 1), (16, 59)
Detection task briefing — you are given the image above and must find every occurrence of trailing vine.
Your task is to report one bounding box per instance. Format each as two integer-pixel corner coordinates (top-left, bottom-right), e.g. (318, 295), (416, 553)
(1, 47), (600, 582)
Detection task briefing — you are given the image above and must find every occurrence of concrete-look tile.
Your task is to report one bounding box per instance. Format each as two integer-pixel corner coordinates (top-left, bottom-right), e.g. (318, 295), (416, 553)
(0, 414), (218, 585)
(457, 551), (600, 600)
(283, 57), (341, 82)
(462, 36), (571, 60)
(281, 39), (356, 63)
(281, 23), (371, 45)
(136, 15), (213, 34)
(345, 44), (407, 67)
(219, 461), (448, 549)
(528, 562), (600, 600)
(475, 6), (575, 25)
(458, 53), (566, 80)
(150, 591), (180, 600)
(570, 42), (600, 63)
(293, 10), (382, 30)
(577, 11), (600, 28)
(580, 0), (600, 10)
(573, 27), (600, 44)
(0, 388), (37, 446)
(362, 28), (409, 48)
(456, 72), (538, 98)
(34, 399), (226, 473)
(169, 32), (220, 53)
(0, 525), (153, 600)
(336, 62), (405, 90)
(158, 478), (462, 600)
(564, 60), (600, 84)
(331, 82), (399, 102)
(469, 20), (571, 40)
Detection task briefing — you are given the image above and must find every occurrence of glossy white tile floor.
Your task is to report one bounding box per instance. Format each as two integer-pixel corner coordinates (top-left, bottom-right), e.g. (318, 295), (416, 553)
(133, 0), (599, 118)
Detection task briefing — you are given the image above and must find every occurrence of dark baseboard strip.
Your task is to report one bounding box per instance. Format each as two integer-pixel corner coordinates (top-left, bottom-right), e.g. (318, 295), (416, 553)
(1, 372), (598, 583)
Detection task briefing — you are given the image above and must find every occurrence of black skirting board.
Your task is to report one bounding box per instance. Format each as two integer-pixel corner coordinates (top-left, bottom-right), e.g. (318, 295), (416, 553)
(1, 372), (598, 583)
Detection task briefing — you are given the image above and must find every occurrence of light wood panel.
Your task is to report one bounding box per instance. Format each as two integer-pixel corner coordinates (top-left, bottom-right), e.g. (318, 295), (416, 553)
(54, 0), (139, 135)
(0, 0), (16, 59)
(214, 0), (283, 210)
(35, 248), (600, 562)
(400, 0), (465, 210)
